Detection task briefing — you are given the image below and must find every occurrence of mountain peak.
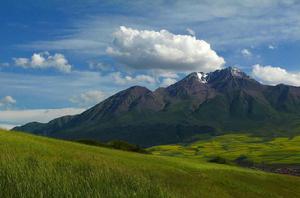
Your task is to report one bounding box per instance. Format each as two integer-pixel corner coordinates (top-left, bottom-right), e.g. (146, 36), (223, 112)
(224, 67), (246, 78)
(206, 67), (250, 82)
(196, 72), (208, 83)
(186, 72), (208, 83)
(183, 67), (249, 85)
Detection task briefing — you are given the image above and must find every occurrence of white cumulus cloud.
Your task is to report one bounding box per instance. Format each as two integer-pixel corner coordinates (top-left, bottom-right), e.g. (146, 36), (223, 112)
(0, 96), (16, 108)
(13, 52), (72, 73)
(107, 26), (225, 73)
(252, 64), (300, 86)
(70, 90), (107, 107)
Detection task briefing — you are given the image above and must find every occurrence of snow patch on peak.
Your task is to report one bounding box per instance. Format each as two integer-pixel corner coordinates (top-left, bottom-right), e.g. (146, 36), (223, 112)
(232, 67), (241, 74)
(196, 72), (208, 83)
(227, 67), (244, 77)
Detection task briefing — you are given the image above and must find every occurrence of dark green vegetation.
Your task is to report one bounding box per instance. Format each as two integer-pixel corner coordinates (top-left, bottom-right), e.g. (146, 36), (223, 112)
(149, 134), (300, 175)
(1, 130), (300, 198)
(14, 67), (300, 147)
(76, 139), (148, 153)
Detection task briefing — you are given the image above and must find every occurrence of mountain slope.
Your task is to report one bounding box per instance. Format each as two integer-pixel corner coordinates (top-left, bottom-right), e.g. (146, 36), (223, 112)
(14, 67), (300, 147)
(1, 129), (300, 198)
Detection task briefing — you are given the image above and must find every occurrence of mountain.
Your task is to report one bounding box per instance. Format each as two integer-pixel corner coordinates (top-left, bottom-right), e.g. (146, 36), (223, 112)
(13, 67), (300, 147)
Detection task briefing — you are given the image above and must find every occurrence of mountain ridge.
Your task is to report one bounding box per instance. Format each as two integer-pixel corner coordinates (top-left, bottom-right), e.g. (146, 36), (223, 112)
(14, 67), (300, 147)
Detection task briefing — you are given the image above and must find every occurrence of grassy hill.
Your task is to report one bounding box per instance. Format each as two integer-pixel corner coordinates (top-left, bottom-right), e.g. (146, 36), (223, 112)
(149, 134), (300, 165)
(1, 130), (300, 197)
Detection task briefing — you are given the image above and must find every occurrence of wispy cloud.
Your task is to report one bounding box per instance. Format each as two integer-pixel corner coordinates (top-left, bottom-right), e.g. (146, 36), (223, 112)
(0, 62), (9, 67)
(18, 0), (300, 55)
(160, 78), (177, 87)
(268, 45), (276, 50)
(4, 0), (300, 113)
(0, 69), (164, 110)
(186, 28), (195, 37)
(241, 49), (252, 57)
(0, 108), (85, 129)
(70, 90), (108, 107)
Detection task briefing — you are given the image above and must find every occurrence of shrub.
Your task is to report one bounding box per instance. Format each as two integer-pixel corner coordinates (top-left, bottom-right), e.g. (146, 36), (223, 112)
(108, 140), (148, 154)
(75, 139), (148, 154)
(235, 155), (254, 167)
(208, 156), (227, 164)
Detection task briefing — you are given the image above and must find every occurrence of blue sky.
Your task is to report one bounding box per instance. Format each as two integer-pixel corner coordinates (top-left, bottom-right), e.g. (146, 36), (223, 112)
(1, 0), (300, 128)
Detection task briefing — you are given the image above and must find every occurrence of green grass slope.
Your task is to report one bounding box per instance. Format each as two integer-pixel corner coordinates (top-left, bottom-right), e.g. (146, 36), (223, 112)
(149, 134), (300, 165)
(1, 130), (300, 198)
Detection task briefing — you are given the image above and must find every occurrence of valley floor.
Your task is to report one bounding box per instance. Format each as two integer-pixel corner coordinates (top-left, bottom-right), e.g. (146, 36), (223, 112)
(149, 134), (300, 176)
(1, 130), (300, 198)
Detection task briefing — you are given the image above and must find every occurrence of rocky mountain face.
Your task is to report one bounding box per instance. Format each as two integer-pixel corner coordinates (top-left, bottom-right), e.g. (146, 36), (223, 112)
(14, 67), (300, 147)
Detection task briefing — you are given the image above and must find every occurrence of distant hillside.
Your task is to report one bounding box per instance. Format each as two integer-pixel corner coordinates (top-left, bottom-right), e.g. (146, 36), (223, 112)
(14, 67), (300, 147)
(149, 134), (300, 176)
(1, 129), (300, 198)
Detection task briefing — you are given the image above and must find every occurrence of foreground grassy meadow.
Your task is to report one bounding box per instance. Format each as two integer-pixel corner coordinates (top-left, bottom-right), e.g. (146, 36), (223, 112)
(1, 130), (300, 198)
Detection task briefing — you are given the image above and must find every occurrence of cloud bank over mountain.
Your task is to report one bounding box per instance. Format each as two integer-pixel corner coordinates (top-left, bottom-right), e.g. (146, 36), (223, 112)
(252, 64), (300, 86)
(0, 108), (85, 129)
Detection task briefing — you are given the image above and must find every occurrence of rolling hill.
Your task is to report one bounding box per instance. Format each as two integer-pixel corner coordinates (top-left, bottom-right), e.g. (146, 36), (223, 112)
(149, 134), (300, 175)
(14, 67), (300, 147)
(1, 129), (300, 198)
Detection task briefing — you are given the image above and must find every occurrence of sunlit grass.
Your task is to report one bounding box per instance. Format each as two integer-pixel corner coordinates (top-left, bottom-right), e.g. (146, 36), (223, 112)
(149, 134), (300, 165)
(1, 130), (300, 197)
